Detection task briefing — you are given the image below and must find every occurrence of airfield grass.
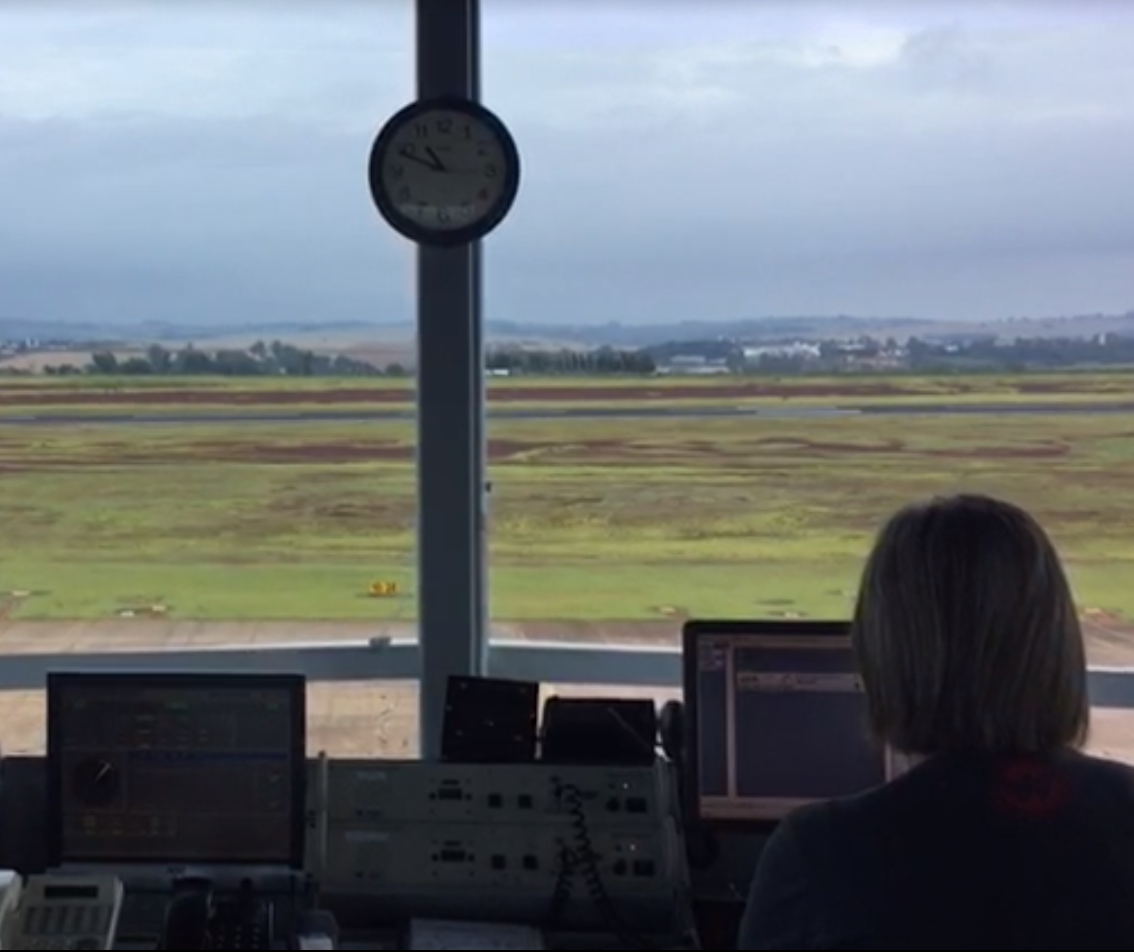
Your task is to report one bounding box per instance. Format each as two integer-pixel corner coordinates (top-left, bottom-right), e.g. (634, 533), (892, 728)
(3, 387), (1134, 621)
(3, 371), (1134, 417)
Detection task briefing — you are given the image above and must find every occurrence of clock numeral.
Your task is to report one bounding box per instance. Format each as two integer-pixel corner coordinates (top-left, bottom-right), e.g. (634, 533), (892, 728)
(438, 209), (451, 223)
(413, 123), (428, 138)
(462, 123), (473, 138)
(437, 118), (453, 134)
(390, 164), (404, 179)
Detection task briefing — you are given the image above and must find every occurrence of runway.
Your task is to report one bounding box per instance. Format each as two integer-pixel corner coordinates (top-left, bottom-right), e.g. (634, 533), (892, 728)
(1, 401), (1134, 426)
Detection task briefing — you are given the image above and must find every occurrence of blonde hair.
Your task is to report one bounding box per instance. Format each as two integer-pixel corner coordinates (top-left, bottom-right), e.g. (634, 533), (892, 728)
(851, 494), (1088, 754)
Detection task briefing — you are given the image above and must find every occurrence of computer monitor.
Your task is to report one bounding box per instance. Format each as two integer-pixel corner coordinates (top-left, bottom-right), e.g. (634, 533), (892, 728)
(46, 671), (306, 867)
(683, 620), (901, 824)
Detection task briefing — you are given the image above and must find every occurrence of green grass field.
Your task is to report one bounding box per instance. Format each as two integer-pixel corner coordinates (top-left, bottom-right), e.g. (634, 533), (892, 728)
(2, 373), (1134, 621)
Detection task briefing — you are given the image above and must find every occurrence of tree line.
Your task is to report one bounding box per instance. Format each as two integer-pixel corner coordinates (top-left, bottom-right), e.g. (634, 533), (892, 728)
(641, 334), (1134, 374)
(486, 346), (656, 374)
(84, 341), (385, 377)
(905, 335), (1134, 372)
(71, 342), (657, 377)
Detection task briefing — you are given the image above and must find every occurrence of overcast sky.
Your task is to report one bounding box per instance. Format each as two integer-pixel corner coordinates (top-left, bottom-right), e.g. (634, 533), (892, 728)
(2, 1), (1133, 327)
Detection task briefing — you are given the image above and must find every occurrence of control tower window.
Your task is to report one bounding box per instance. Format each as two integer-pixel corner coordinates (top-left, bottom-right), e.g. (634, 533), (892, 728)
(0, 1), (416, 758)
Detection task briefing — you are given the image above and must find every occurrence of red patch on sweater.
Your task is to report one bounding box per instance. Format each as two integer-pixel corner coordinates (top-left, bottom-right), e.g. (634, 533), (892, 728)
(991, 758), (1068, 818)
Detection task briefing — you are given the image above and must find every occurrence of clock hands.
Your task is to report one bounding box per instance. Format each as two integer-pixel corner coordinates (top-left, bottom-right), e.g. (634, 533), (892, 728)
(397, 147), (436, 170)
(398, 145), (447, 172)
(369, 100), (518, 243)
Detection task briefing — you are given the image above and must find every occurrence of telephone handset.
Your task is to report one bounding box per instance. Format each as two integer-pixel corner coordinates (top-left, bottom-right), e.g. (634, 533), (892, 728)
(0, 871), (123, 949)
(159, 878), (274, 949)
(158, 886), (210, 950)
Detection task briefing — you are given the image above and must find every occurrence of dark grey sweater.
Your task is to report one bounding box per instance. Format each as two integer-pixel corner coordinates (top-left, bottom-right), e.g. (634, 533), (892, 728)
(738, 750), (1134, 948)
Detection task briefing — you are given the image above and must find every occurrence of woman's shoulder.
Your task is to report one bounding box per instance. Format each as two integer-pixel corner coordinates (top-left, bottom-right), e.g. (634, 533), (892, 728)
(774, 785), (890, 846)
(1058, 749), (1134, 800)
(779, 749), (1134, 843)
(1068, 749), (1134, 779)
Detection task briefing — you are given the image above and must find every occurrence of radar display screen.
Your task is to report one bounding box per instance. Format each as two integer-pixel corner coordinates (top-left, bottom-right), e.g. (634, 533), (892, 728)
(46, 672), (305, 866)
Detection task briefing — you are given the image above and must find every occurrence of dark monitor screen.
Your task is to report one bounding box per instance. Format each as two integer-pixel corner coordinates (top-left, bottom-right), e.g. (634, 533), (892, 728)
(684, 621), (903, 823)
(46, 672), (306, 866)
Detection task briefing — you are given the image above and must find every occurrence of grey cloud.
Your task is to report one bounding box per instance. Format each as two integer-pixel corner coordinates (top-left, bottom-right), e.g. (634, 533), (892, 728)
(0, 113), (410, 325)
(899, 26), (996, 91)
(2, 2), (1134, 327)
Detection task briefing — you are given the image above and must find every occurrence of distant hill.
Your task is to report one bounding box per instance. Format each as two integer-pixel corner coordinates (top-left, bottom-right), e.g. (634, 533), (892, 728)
(483, 312), (1134, 346)
(4, 311), (1134, 354)
(0, 317), (411, 345)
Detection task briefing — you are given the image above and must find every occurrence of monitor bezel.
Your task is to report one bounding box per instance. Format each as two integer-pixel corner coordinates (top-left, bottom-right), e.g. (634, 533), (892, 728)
(46, 670), (307, 868)
(681, 618), (855, 832)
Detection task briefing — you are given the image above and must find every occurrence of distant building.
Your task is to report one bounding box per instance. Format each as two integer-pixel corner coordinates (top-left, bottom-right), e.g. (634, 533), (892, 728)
(659, 355), (731, 375)
(742, 342), (821, 359)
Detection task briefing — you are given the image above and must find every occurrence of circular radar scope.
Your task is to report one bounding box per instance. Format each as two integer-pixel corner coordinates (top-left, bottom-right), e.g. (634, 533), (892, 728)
(70, 757), (120, 808)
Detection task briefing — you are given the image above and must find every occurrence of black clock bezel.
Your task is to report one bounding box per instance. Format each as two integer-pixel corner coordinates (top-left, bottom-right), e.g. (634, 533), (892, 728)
(368, 96), (520, 247)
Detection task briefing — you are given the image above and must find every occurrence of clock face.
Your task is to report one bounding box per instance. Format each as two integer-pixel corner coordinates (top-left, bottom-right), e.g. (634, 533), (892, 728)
(374, 106), (516, 237)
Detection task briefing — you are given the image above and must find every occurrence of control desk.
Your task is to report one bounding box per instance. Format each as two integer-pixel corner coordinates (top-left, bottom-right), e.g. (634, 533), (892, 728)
(0, 671), (693, 949)
(0, 621), (894, 948)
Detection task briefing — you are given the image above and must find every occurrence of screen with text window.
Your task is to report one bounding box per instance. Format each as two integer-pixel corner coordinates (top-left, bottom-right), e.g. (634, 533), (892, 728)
(694, 632), (894, 821)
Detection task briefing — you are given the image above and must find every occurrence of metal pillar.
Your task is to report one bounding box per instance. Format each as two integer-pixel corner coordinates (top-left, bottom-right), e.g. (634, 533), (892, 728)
(469, 0), (488, 662)
(415, 0), (486, 758)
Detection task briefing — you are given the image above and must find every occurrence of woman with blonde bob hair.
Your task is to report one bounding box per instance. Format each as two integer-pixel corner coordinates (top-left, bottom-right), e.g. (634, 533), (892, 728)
(739, 494), (1134, 949)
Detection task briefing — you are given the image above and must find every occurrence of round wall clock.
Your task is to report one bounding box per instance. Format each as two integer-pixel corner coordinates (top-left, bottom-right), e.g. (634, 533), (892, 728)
(368, 96), (520, 246)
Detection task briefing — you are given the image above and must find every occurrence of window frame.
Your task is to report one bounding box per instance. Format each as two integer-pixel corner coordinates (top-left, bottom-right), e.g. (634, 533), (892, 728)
(5, 643), (1133, 707)
(8, 2), (1134, 753)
